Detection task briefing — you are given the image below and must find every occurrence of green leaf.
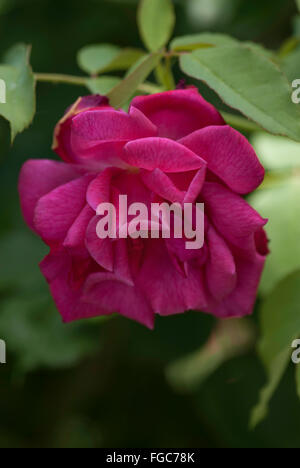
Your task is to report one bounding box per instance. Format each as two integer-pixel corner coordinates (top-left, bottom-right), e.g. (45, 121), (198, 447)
(250, 271), (300, 428)
(180, 45), (300, 141)
(77, 44), (120, 75)
(251, 133), (300, 171)
(107, 52), (161, 108)
(250, 175), (300, 295)
(243, 41), (275, 60)
(0, 44), (35, 141)
(107, 48), (145, 71)
(166, 318), (254, 393)
(171, 33), (274, 57)
(281, 46), (300, 81)
(125, 53), (149, 77)
(138, 0), (175, 52)
(259, 272), (300, 362)
(86, 76), (121, 95)
(171, 33), (238, 50)
(250, 348), (291, 428)
(77, 44), (144, 75)
(297, 0), (300, 12)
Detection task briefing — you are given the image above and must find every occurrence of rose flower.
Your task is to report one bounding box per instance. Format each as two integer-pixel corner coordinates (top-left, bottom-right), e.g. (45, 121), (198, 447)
(19, 88), (268, 328)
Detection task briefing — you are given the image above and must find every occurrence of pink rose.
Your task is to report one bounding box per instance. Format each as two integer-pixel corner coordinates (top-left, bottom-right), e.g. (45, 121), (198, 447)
(19, 88), (268, 329)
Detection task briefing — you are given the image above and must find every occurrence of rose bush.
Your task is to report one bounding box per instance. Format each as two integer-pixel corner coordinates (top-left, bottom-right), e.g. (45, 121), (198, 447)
(19, 88), (269, 328)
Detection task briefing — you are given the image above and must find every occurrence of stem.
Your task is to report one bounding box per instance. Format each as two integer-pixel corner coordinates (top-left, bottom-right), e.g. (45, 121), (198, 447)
(164, 56), (176, 90)
(35, 73), (87, 86)
(35, 73), (260, 133)
(221, 111), (261, 133)
(155, 61), (168, 90)
(35, 72), (163, 94)
(155, 58), (176, 91)
(165, 50), (187, 58)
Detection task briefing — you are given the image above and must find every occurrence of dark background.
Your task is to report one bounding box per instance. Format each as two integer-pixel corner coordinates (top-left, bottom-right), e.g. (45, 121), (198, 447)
(0, 0), (299, 448)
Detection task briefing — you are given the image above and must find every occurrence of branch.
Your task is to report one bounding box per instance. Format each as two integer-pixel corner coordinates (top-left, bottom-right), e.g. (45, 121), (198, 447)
(35, 73), (163, 95)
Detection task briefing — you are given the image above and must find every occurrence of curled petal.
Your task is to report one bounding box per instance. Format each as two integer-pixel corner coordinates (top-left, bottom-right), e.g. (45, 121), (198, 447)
(83, 272), (154, 329)
(85, 216), (114, 272)
(87, 168), (117, 211)
(136, 239), (208, 315)
(183, 166), (207, 203)
(19, 159), (81, 231)
(64, 204), (94, 253)
(140, 168), (185, 203)
(123, 138), (206, 173)
(34, 175), (93, 245)
(72, 106), (157, 142)
(210, 254), (266, 318)
(180, 125), (264, 194)
(53, 95), (111, 163)
(206, 225), (236, 301)
(40, 251), (108, 323)
(202, 182), (267, 256)
(131, 88), (224, 140)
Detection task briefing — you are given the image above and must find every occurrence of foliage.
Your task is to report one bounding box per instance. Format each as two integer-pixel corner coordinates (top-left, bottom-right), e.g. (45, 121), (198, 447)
(2, 1), (300, 142)
(1, 0), (300, 446)
(0, 44), (35, 141)
(250, 271), (300, 428)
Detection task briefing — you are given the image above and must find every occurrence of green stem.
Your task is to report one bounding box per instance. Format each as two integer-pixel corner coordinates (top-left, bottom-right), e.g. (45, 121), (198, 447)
(155, 58), (176, 91)
(35, 72), (163, 94)
(155, 61), (168, 90)
(164, 56), (176, 90)
(35, 74), (260, 133)
(221, 111), (261, 133)
(35, 73), (87, 86)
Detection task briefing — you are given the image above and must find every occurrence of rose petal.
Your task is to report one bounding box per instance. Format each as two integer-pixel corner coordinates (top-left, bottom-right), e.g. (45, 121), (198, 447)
(123, 138), (206, 173)
(83, 272), (154, 329)
(85, 216), (114, 272)
(53, 95), (111, 163)
(140, 168), (185, 203)
(211, 254), (266, 317)
(136, 239), (208, 315)
(68, 138), (129, 170)
(34, 175), (93, 244)
(41, 251), (108, 323)
(114, 239), (134, 286)
(87, 168), (117, 211)
(183, 166), (207, 203)
(131, 88), (224, 140)
(64, 204), (94, 251)
(206, 225), (236, 301)
(180, 125), (265, 194)
(72, 106), (157, 142)
(19, 159), (81, 231)
(202, 182), (267, 256)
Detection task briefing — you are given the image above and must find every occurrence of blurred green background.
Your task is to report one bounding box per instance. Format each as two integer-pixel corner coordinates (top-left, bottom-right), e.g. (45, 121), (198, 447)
(1, 0), (300, 448)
